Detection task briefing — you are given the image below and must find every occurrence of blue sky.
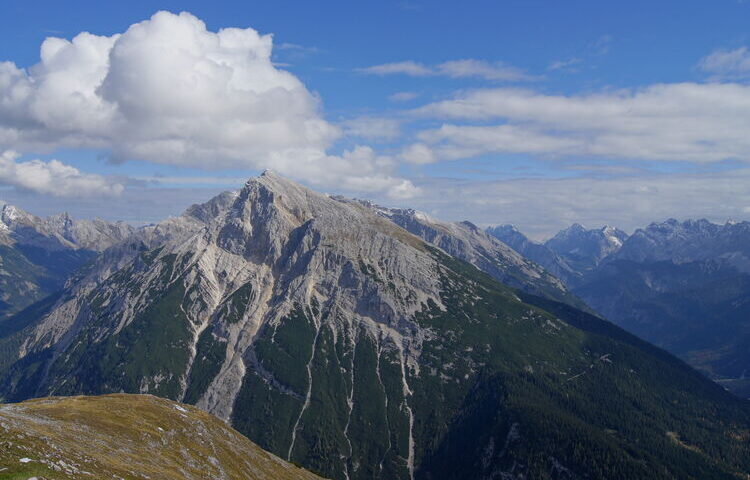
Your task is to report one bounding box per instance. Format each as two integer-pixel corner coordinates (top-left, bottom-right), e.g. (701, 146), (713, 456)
(0, 1), (749, 238)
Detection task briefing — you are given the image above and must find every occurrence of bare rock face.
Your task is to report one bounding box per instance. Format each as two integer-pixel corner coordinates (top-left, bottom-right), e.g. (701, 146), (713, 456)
(2, 173), (750, 480)
(352, 200), (581, 306)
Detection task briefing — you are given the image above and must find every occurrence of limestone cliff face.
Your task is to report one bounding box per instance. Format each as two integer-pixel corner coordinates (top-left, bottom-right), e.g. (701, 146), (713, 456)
(353, 201), (580, 306)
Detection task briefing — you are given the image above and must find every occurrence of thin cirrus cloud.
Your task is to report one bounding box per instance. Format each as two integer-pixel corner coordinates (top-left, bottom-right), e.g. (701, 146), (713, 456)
(359, 59), (536, 81)
(388, 91), (420, 102)
(547, 58), (582, 71)
(402, 83), (750, 164)
(697, 46), (750, 80)
(0, 151), (124, 197)
(342, 116), (402, 141)
(0, 11), (417, 199)
(403, 125), (579, 164)
(359, 61), (433, 76)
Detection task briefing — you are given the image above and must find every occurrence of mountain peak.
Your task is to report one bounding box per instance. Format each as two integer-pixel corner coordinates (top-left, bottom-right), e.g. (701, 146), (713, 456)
(564, 222), (587, 233)
(1, 203), (30, 224)
(642, 218), (718, 235)
(546, 222), (627, 271)
(549, 222), (587, 241)
(256, 169), (296, 185)
(486, 224), (526, 240)
(245, 170), (317, 202)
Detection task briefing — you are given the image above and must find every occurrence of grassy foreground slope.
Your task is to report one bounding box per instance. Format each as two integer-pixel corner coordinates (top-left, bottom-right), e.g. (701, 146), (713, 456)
(0, 393), (324, 480)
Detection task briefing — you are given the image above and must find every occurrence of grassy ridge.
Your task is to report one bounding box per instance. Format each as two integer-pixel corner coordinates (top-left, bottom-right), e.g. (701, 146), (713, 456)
(0, 393), (324, 480)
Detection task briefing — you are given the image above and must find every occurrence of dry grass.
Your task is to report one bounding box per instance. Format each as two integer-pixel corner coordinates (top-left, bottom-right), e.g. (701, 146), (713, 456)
(0, 393), (325, 480)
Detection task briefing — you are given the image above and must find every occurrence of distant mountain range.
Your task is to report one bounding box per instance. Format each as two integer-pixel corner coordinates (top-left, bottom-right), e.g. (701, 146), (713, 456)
(489, 218), (750, 398)
(0, 204), (134, 318)
(1, 173), (750, 479)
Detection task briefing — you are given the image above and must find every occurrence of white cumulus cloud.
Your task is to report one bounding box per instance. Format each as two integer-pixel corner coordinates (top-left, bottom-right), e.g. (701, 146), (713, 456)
(0, 150), (123, 197)
(321, 146), (420, 199)
(0, 11), (335, 165)
(0, 11), (411, 197)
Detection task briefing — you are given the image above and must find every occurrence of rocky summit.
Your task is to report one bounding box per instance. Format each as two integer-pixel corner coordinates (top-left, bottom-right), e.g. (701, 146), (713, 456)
(1, 173), (750, 479)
